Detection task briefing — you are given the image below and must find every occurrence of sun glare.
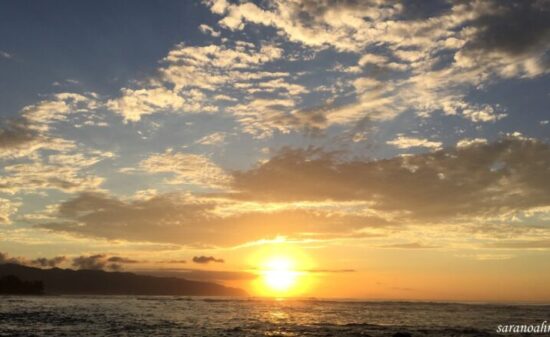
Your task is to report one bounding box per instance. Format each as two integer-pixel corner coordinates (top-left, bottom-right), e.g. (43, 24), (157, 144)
(262, 256), (299, 292)
(249, 243), (315, 297)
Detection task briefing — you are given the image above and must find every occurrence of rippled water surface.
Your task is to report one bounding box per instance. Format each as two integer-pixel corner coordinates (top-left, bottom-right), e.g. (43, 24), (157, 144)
(1, 296), (549, 336)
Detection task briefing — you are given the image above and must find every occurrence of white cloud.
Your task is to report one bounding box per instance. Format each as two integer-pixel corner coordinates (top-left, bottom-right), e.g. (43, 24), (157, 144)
(138, 149), (230, 189)
(387, 136), (442, 150)
(462, 105), (507, 123)
(107, 87), (185, 122)
(199, 24), (221, 37)
(0, 148), (112, 195)
(195, 132), (227, 146)
(0, 51), (12, 59)
(0, 198), (20, 225)
(358, 53), (389, 67)
(456, 138), (488, 148)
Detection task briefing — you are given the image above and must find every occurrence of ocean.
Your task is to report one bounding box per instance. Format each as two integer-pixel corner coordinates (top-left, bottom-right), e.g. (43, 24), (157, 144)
(1, 296), (549, 336)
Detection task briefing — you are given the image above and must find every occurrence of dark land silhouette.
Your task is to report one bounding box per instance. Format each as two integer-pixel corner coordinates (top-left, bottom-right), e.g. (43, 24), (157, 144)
(0, 275), (44, 294)
(0, 263), (246, 296)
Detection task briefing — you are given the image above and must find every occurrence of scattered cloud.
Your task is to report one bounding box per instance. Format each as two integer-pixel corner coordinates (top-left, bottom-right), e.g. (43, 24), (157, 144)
(0, 251), (66, 268)
(137, 149), (230, 189)
(195, 132), (227, 146)
(456, 138), (488, 148)
(0, 51), (12, 59)
(192, 256), (225, 264)
(107, 256), (139, 264)
(199, 24), (221, 37)
(29, 256), (66, 268)
(31, 136), (550, 249)
(36, 191), (387, 246)
(387, 136), (443, 150)
(231, 136), (550, 223)
(72, 254), (138, 271)
(0, 252), (25, 265)
(0, 198), (20, 224)
(107, 87), (185, 122)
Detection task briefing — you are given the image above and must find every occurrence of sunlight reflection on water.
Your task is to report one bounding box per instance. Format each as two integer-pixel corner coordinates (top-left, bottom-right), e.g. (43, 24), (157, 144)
(1, 296), (550, 336)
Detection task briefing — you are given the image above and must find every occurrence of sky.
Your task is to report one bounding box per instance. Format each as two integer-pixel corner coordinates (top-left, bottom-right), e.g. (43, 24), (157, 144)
(1, 0), (550, 301)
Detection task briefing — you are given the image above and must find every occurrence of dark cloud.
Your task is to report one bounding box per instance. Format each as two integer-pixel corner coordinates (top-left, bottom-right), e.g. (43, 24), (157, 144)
(192, 256), (224, 264)
(0, 117), (37, 149)
(71, 254), (138, 271)
(36, 137), (550, 246)
(398, 0), (452, 20)
(160, 260), (187, 264)
(232, 136), (550, 221)
(1, 252), (66, 268)
(462, 0), (550, 62)
(72, 254), (108, 270)
(0, 252), (25, 265)
(38, 192), (383, 246)
(107, 256), (139, 264)
(30, 256), (66, 268)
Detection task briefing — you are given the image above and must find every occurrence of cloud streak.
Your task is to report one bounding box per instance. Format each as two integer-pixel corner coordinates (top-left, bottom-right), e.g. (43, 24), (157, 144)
(192, 256), (225, 264)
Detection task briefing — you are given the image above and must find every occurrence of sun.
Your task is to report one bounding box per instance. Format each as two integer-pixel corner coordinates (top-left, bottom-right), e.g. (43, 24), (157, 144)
(261, 256), (299, 292)
(248, 241), (316, 297)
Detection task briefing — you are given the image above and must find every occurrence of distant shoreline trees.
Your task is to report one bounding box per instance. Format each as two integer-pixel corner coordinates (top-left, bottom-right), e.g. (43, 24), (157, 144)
(0, 275), (44, 295)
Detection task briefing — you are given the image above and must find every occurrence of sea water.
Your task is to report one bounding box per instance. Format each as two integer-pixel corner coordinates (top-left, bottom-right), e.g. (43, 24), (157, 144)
(1, 296), (549, 336)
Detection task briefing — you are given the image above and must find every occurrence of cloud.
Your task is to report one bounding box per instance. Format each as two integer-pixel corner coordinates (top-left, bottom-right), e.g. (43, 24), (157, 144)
(231, 136), (550, 222)
(382, 242), (439, 249)
(37, 192), (222, 245)
(201, 0), (550, 128)
(192, 256), (225, 264)
(457, 0), (550, 78)
(462, 106), (507, 123)
(0, 92), (112, 200)
(31, 135), (550, 249)
(107, 256), (139, 264)
(71, 254), (138, 271)
(36, 191), (387, 246)
(106, 41), (293, 132)
(0, 252), (25, 264)
(0, 198), (20, 224)
(107, 87), (185, 122)
(0, 93), (97, 159)
(485, 240), (550, 249)
(0, 148), (112, 195)
(195, 132), (227, 146)
(137, 149), (230, 189)
(159, 260), (187, 264)
(387, 136), (442, 150)
(30, 135), (550, 248)
(29, 256), (66, 268)
(205, 0), (401, 52)
(456, 138), (488, 148)
(0, 252), (66, 268)
(0, 118), (38, 150)
(0, 51), (12, 59)
(199, 24), (221, 37)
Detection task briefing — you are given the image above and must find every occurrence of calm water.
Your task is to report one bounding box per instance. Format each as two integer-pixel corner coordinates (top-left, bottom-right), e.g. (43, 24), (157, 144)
(1, 296), (550, 336)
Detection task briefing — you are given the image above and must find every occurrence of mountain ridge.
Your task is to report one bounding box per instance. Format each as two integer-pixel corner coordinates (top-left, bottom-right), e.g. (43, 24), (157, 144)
(0, 263), (247, 296)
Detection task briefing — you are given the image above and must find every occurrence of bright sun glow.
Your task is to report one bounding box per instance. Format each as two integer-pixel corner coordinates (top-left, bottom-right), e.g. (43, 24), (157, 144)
(249, 243), (316, 297)
(262, 256), (299, 292)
